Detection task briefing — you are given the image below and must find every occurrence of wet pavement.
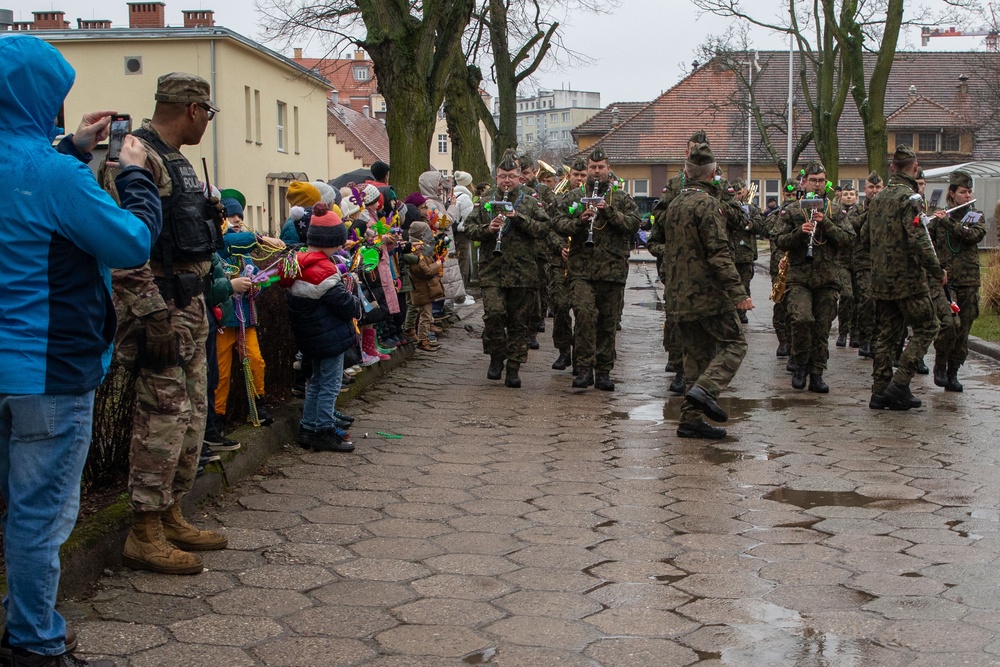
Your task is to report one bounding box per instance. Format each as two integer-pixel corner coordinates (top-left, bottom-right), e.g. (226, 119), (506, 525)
(63, 256), (1000, 666)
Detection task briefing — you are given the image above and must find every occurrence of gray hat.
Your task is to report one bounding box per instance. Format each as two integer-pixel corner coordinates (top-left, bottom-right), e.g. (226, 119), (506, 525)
(949, 170), (973, 189)
(154, 72), (217, 110)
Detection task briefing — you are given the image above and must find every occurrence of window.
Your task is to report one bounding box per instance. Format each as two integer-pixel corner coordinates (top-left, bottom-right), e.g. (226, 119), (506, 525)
(562, 112), (570, 122)
(526, 133), (534, 143)
(895, 132), (913, 149)
(632, 179), (649, 197)
(244, 86), (252, 142)
(764, 179), (780, 209)
(839, 179), (855, 190)
(918, 132), (937, 152)
(439, 169), (449, 176)
(550, 113), (558, 123)
(526, 116), (533, 126)
(572, 100), (578, 107)
(293, 106), (300, 154)
(941, 133), (960, 151)
(276, 101), (287, 152)
(437, 134), (448, 153)
(254, 90), (262, 144)
(353, 66), (369, 81)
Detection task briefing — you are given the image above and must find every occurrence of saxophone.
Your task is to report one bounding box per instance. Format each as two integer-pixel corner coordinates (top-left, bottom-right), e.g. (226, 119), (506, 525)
(770, 252), (789, 302)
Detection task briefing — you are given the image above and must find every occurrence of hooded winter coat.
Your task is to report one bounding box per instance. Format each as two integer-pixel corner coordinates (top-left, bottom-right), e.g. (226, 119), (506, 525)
(418, 170), (466, 300)
(0, 35), (162, 394)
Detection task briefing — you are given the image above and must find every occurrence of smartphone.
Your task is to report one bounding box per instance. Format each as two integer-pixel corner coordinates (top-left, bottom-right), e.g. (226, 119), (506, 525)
(107, 114), (132, 162)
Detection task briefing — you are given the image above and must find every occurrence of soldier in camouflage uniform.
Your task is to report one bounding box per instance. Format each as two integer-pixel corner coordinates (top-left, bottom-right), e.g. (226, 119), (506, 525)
(866, 145), (944, 410)
(727, 178), (767, 324)
(833, 185), (859, 347)
(930, 169), (987, 392)
(766, 203), (791, 357)
(554, 146), (641, 391)
(518, 155), (556, 349)
(101, 73), (227, 575)
(661, 143), (752, 440)
(548, 158), (588, 372)
(772, 162), (855, 393)
(465, 151), (549, 387)
(850, 172), (883, 359)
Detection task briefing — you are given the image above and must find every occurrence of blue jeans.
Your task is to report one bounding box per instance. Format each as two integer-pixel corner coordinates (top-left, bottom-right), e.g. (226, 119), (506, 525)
(300, 353), (344, 431)
(0, 392), (95, 656)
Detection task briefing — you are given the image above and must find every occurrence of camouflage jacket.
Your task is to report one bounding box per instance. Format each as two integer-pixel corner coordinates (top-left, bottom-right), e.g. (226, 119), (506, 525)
(522, 181), (556, 261)
(546, 188), (583, 268)
(849, 205), (871, 271)
(728, 201), (766, 264)
(831, 203), (856, 270)
(662, 180), (748, 321)
(772, 196), (854, 289)
(764, 211), (784, 276)
(929, 204), (987, 288)
(867, 173), (943, 300)
(465, 187), (549, 288)
(553, 181), (641, 284)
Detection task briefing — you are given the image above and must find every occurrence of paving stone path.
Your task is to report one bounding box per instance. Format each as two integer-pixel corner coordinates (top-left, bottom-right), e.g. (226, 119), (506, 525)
(63, 257), (1000, 666)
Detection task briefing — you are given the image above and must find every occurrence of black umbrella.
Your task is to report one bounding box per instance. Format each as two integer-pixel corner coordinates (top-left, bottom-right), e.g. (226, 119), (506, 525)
(329, 168), (374, 189)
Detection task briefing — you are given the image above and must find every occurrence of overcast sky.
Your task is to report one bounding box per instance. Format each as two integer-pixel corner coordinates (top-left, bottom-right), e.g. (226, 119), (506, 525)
(2, 0), (984, 104)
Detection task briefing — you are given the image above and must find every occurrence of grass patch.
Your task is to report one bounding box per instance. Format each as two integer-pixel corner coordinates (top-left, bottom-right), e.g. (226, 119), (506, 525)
(972, 311), (1000, 343)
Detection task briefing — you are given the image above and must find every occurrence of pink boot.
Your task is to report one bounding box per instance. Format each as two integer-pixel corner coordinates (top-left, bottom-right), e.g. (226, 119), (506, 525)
(362, 328), (390, 361)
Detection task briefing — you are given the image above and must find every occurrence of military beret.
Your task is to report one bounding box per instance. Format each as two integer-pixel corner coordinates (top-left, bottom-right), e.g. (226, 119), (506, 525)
(589, 146), (609, 163)
(893, 144), (917, 162)
(497, 149), (519, 172)
(689, 130), (708, 144)
(916, 169), (926, 180)
(803, 161), (825, 176)
(730, 178), (747, 191)
(686, 142), (715, 166)
(949, 170), (973, 189)
(866, 170), (883, 185)
(517, 154), (534, 170)
(571, 157), (587, 172)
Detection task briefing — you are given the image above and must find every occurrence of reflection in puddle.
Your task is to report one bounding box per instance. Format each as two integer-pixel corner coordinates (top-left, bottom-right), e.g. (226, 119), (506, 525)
(627, 285), (657, 291)
(765, 488), (877, 509)
(703, 448), (779, 464)
(633, 301), (665, 311)
(462, 647), (497, 664)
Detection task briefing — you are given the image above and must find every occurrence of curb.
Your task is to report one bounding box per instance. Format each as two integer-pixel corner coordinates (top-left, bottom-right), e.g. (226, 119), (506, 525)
(969, 336), (1000, 363)
(53, 306), (482, 600)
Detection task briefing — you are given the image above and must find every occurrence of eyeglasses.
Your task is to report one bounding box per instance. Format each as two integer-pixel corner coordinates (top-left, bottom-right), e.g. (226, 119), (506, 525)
(195, 102), (217, 120)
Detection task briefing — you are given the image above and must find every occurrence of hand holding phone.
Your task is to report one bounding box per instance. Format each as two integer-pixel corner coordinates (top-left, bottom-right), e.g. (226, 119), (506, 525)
(106, 114), (132, 162)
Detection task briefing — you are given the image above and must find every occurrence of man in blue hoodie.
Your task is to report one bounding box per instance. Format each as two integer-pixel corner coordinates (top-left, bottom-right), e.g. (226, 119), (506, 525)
(0, 35), (161, 667)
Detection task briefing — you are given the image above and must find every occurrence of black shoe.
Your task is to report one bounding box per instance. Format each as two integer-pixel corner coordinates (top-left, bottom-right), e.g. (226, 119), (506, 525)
(527, 337), (540, 350)
(2, 627), (78, 661)
(311, 428), (355, 452)
(884, 381), (920, 409)
(254, 399), (274, 426)
(868, 391), (911, 411)
(505, 363), (521, 388)
(333, 409), (355, 424)
(791, 365), (807, 390)
(850, 337), (860, 348)
(808, 373), (829, 394)
(210, 434), (240, 452)
(664, 361), (679, 373)
(200, 444), (221, 463)
(858, 342), (870, 359)
(677, 420), (727, 440)
(933, 358), (948, 387)
(341, 373), (356, 385)
(291, 380), (306, 398)
(668, 373), (686, 395)
(739, 311), (749, 324)
(487, 356), (505, 380)
(297, 426), (318, 450)
(334, 418), (352, 430)
(595, 372), (615, 391)
(684, 385), (728, 422)
(552, 350), (571, 370)
(10, 648), (115, 667)
(915, 359), (929, 375)
(945, 363), (964, 392)
(776, 342), (790, 358)
(573, 368), (594, 388)
(836, 333), (847, 347)
(537, 322), (546, 333)
(786, 359), (797, 373)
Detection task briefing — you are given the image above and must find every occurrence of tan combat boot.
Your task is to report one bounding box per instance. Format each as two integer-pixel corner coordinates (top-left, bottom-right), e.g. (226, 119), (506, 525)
(122, 511), (204, 575)
(161, 504), (228, 551)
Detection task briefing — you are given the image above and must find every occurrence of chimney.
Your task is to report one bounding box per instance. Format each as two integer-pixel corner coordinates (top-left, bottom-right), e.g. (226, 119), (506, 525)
(353, 49), (365, 61)
(611, 106), (620, 127)
(908, 84), (917, 101)
(182, 10), (214, 27)
(362, 105), (370, 118)
(293, 47), (303, 59)
(77, 18), (112, 29)
(128, 2), (166, 29)
(0, 8), (14, 29)
(329, 89), (339, 105)
(32, 11), (69, 29)
(959, 73), (969, 95)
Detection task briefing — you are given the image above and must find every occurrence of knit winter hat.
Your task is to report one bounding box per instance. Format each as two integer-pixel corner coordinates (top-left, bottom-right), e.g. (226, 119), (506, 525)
(454, 171), (473, 187)
(362, 184), (381, 206)
(339, 187), (363, 217)
(409, 221), (432, 243)
(371, 160), (390, 181)
(221, 197), (243, 218)
(307, 202), (348, 248)
(219, 188), (246, 209)
(313, 181), (339, 206)
(287, 181), (322, 208)
(404, 192), (427, 207)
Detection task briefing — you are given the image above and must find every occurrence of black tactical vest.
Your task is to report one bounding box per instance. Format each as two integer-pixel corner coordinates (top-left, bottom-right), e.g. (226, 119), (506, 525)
(133, 127), (222, 265)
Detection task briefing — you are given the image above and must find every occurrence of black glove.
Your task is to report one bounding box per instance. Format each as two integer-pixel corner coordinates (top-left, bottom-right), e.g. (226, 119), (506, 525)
(208, 196), (226, 226)
(141, 309), (179, 370)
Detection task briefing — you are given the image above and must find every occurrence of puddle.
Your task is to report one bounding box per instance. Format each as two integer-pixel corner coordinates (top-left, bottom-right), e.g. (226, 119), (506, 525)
(463, 647), (497, 664)
(694, 650), (722, 662)
(650, 573), (687, 584)
(595, 520), (618, 529)
(628, 285), (658, 290)
(703, 448), (779, 465)
(634, 301), (665, 311)
(764, 488), (877, 509)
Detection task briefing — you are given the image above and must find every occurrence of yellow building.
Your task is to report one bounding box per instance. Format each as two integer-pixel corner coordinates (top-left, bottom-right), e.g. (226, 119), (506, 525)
(429, 90), (495, 176)
(41, 24), (333, 235)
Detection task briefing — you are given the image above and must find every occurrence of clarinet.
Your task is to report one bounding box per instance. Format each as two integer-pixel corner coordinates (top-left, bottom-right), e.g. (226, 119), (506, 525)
(492, 189), (509, 257)
(585, 180), (598, 248)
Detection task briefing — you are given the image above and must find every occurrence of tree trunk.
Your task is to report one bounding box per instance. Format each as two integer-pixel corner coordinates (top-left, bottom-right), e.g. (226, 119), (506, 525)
(444, 57), (492, 182)
(489, 0), (518, 162)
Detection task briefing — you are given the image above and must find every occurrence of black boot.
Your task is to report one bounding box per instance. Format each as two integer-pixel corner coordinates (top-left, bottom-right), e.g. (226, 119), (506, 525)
(869, 391), (911, 411)
(791, 365), (808, 390)
(836, 333), (847, 347)
(808, 373), (829, 394)
(776, 342), (789, 358)
(254, 397), (274, 426)
(945, 363), (964, 392)
(915, 358), (929, 375)
(884, 380), (920, 409)
(573, 367), (594, 388)
(505, 361), (521, 388)
(786, 359), (797, 373)
(595, 372), (615, 391)
(858, 342), (870, 359)
(685, 385), (728, 422)
(665, 360), (680, 373)
(668, 372), (686, 395)
(11, 649), (116, 667)
(850, 335), (860, 348)
(933, 356), (948, 387)
(527, 336), (540, 350)
(739, 311), (749, 324)
(677, 420), (727, 440)
(487, 356), (504, 380)
(537, 321), (546, 332)
(551, 350), (571, 370)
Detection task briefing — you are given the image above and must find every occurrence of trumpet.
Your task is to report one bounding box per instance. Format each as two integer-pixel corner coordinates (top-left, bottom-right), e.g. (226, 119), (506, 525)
(488, 189), (512, 257)
(581, 180), (605, 248)
(553, 174), (572, 195)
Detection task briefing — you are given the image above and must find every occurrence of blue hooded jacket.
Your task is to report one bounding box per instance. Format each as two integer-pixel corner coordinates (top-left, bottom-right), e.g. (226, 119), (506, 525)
(0, 35), (162, 395)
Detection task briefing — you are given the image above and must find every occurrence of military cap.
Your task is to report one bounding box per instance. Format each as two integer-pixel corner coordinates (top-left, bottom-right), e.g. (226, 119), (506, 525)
(893, 144), (917, 162)
(803, 161), (825, 176)
(154, 72), (217, 110)
(866, 170), (883, 185)
(517, 154), (534, 170)
(730, 178), (747, 191)
(570, 157), (587, 172)
(689, 130), (708, 144)
(497, 149), (519, 172)
(588, 146), (609, 163)
(916, 169), (926, 180)
(686, 142), (715, 166)
(949, 169), (973, 189)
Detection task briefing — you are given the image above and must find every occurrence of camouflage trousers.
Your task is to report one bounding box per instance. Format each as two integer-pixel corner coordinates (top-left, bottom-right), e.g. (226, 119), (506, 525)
(571, 279), (624, 372)
(933, 286), (980, 366)
(785, 284), (839, 373)
(677, 312), (747, 425)
(852, 269), (874, 344)
(836, 267), (854, 337)
(662, 313), (684, 363)
(770, 273), (789, 346)
(482, 286), (536, 365)
(531, 259), (549, 332)
(872, 295), (939, 394)
(736, 263), (755, 314)
(117, 296), (209, 512)
(548, 266), (574, 353)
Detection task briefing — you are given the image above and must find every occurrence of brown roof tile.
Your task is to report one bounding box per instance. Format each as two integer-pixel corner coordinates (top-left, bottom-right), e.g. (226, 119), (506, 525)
(572, 102), (649, 138)
(327, 103), (389, 167)
(297, 56), (379, 114)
